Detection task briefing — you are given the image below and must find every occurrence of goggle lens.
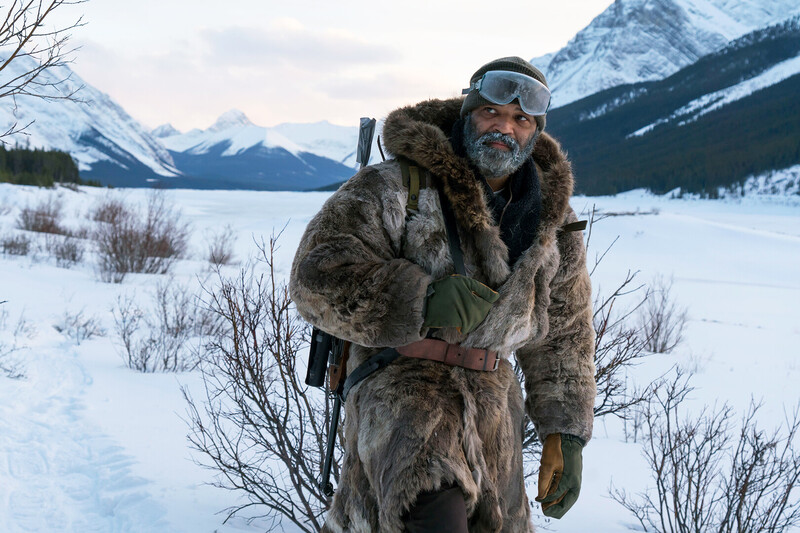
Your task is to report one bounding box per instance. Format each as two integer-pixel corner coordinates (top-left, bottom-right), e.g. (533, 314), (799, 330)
(462, 71), (551, 116)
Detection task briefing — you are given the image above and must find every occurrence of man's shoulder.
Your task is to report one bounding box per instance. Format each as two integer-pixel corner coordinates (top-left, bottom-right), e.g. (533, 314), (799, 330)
(338, 159), (404, 195)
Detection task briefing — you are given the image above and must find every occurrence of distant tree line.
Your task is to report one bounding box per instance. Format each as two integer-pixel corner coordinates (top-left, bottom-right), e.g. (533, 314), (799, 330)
(0, 145), (98, 187)
(552, 75), (800, 196)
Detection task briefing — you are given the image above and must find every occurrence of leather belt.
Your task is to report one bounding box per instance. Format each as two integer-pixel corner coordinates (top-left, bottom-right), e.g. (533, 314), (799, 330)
(396, 338), (499, 372)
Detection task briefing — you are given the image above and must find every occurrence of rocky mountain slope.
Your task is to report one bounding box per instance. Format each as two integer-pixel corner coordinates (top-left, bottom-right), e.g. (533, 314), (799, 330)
(0, 53), (180, 185)
(532, 0), (800, 107)
(545, 16), (800, 195)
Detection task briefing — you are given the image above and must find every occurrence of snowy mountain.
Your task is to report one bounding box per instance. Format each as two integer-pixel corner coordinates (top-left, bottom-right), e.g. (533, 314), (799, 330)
(271, 121), (360, 168)
(158, 111), (356, 191)
(532, 0), (800, 108)
(0, 55), (357, 191)
(160, 110), (306, 157)
(545, 15), (800, 195)
(0, 53), (180, 184)
(151, 124), (182, 138)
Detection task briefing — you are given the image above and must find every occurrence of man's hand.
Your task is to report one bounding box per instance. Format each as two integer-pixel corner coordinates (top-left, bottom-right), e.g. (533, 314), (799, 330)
(423, 275), (499, 334)
(535, 433), (584, 518)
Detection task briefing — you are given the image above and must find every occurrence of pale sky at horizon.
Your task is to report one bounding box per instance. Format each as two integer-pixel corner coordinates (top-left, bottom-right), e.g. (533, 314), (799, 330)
(49, 0), (613, 132)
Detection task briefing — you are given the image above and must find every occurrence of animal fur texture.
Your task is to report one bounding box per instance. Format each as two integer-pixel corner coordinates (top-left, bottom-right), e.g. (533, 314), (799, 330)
(290, 97), (596, 532)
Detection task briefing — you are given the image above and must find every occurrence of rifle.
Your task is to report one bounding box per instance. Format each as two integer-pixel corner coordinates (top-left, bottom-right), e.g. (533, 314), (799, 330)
(307, 327), (347, 497)
(309, 116), (377, 498)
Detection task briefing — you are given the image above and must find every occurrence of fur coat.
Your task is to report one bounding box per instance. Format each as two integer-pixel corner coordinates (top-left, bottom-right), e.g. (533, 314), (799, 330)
(290, 98), (596, 532)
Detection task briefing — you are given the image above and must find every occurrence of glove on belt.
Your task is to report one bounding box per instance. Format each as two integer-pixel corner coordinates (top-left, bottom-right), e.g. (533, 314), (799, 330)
(397, 338), (499, 371)
(423, 275), (499, 334)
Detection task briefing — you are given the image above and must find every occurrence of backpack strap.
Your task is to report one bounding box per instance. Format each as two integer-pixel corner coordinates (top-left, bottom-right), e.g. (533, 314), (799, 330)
(398, 156), (430, 215)
(438, 188), (467, 276)
(397, 156), (465, 276)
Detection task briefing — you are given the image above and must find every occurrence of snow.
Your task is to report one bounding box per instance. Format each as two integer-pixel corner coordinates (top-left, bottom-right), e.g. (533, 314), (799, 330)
(738, 164), (800, 196)
(1, 182), (799, 532)
(151, 124), (182, 139)
(629, 55), (800, 137)
(207, 109), (254, 132)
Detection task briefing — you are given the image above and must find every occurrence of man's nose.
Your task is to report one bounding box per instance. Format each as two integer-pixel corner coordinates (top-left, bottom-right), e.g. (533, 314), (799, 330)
(492, 116), (514, 135)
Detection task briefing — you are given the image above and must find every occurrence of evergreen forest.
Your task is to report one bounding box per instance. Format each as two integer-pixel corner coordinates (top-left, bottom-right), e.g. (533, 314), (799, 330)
(0, 145), (97, 187)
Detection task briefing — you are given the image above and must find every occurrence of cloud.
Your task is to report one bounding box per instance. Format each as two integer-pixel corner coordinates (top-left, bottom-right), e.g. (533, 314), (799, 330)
(68, 31), (435, 131)
(320, 71), (442, 102)
(199, 19), (402, 71)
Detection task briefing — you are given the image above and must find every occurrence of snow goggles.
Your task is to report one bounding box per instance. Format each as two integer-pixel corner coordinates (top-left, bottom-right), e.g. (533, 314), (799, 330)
(462, 70), (551, 116)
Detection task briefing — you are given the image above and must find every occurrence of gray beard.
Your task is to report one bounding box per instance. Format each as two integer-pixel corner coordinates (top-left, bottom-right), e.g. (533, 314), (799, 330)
(463, 115), (538, 180)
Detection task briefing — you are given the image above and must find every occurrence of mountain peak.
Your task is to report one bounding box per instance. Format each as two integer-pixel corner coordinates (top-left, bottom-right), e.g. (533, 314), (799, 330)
(151, 123), (181, 138)
(208, 109), (253, 132)
(532, 0), (800, 108)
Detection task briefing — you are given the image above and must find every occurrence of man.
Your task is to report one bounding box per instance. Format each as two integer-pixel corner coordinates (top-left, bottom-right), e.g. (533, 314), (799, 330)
(290, 57), (596, 532)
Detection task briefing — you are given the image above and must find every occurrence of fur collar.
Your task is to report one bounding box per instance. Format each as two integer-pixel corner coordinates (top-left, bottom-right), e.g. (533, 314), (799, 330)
(382, 98), (575, 283)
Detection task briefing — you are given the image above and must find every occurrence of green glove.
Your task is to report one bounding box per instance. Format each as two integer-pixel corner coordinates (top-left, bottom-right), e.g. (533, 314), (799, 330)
(423, 275), (499, 334)
(535, 433), (584, 519)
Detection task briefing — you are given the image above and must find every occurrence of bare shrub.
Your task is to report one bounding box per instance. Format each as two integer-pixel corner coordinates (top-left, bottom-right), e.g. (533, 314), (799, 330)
(112, 293), (145, 369)
(611, 374), (800, 532)
(68, 224), (90, 240)
(184, 235), (336, 532)
(17, 195), (66, 234)
(206, 225), (236, 266)
(1, 232), (31, 255)
(53, 307), (105, 344)
(639, 275), (688, 354)
(0, 306), (30, 379)
(89, 195), (127, 224)
(45, 234), (84, 267)
(112, 279), (218, 372)
(93, 192), (190, 283)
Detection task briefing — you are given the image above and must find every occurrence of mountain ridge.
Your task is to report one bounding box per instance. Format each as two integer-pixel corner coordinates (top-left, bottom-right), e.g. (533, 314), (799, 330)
(545, 15), (800, 195)
(0, 53), (180, 181)
(532, 0), (800, 108)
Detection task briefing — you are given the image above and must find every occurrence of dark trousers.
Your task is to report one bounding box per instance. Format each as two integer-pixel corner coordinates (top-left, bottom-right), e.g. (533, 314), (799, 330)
(404, 484), (468, 533)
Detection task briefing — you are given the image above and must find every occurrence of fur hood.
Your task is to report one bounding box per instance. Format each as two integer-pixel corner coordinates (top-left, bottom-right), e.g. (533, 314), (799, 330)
(381, 98), (575, 271)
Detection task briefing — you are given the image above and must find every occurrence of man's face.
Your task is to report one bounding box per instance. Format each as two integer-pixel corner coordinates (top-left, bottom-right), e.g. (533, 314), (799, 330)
(463, 103), (539, 180)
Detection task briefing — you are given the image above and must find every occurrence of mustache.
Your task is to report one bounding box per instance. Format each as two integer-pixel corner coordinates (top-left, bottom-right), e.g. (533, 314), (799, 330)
(479, 132), (520, 152)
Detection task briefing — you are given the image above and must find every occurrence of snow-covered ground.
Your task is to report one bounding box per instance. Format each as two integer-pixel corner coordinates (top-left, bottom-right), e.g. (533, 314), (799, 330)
(0, 183), (798, 532)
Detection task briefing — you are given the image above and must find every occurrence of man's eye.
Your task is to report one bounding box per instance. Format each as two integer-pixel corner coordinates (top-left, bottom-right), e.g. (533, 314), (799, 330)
(517, 115), (529, 122)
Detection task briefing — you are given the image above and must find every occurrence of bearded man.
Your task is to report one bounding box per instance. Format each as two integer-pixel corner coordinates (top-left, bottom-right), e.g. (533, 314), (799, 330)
(290, 57), (596, 532)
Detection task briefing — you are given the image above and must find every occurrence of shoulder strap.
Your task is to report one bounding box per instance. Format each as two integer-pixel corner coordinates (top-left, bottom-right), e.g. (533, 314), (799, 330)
(397, 157), (465, 276)
(341, 347), (402, 400)
(438, 187), (467, 276)
(398, 156), (430, 214)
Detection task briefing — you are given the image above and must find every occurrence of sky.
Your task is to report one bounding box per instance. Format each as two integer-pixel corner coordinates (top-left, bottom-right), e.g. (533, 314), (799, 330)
(47, 0), (613, 132)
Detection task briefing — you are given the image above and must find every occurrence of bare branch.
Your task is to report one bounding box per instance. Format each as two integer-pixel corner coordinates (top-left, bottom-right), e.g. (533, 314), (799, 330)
(611, 375), (800, 532)
(0, 0), (87, 142)
(185, 233), (337, 531)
